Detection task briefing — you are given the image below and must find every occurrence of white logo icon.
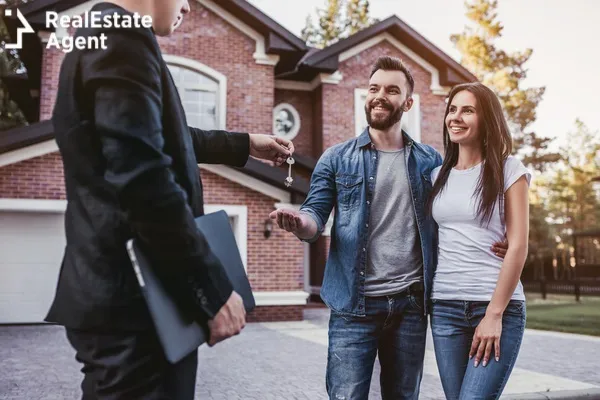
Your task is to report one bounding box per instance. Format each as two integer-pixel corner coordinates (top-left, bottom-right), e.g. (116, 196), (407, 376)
(3, 9), (35, 50)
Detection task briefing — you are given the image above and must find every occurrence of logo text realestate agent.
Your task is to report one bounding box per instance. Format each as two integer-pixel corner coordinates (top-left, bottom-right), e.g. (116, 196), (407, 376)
(45, 11), (153, 53)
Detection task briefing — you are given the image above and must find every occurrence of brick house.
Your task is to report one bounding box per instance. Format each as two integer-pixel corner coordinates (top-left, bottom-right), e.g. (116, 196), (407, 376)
(0, 0), (475, 324)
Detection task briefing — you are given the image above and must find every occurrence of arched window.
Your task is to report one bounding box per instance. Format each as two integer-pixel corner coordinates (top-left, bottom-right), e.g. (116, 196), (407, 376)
(163, 55), (227, 130)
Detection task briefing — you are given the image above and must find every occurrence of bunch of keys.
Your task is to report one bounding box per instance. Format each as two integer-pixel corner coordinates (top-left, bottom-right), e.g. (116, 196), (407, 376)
(285, 156), (294, 187)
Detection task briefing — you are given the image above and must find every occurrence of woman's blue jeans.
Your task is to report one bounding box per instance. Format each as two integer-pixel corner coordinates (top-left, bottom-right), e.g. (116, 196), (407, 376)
(431, 299), (526, 400)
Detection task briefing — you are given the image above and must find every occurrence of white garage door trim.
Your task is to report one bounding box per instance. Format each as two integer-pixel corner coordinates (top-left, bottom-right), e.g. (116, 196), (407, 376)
(0, 198), (67, 213)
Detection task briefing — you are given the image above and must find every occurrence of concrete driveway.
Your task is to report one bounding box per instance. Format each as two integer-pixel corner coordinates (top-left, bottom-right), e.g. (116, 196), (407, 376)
(1, 308), (599, 399)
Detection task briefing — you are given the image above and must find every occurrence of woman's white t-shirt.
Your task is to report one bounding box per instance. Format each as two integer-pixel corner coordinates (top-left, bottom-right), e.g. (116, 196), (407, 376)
(431, 155), (531, 301)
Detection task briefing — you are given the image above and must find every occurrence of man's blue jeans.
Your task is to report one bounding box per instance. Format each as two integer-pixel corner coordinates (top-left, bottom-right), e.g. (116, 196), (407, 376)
(431, 299), (526, 400)
(326, 287), (427, 400)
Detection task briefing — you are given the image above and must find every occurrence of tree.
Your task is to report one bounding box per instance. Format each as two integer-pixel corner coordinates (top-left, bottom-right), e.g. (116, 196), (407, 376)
(346, 0), (372, 36)
(531, 120), (600, 276)
(301, 0), (377, 48)
(0, 0), (30, 130)
(527, 179), (553, 254)
(451, 0), (559, 171)
(523, 120), (600, 277)
(301, 0), (343, 49)
(547, 120), (600, 233)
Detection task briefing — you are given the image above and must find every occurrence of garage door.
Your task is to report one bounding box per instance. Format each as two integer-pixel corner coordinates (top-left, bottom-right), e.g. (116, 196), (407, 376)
(0, 211), (65, 324)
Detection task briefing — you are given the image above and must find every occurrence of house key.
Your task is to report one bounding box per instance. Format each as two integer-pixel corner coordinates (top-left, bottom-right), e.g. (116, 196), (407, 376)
(285, 156), (295, 187)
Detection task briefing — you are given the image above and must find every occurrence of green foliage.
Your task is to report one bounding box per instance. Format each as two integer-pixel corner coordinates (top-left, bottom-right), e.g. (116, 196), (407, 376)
(0, 1), (29, 130)
(451, 0), (558, 172)
(545, 120), (600, 234)
(528, 119), (600, 271)
(301, 0), (377, 48)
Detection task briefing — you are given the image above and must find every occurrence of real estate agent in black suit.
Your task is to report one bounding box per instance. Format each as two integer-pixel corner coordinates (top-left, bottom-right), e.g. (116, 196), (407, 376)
(45, 0), (294, 398)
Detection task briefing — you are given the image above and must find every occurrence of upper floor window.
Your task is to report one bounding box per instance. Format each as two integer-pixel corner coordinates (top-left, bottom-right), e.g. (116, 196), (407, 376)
(167, 64), (221, 130)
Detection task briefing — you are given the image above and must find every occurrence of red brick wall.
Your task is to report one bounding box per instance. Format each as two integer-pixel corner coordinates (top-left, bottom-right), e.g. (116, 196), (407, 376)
(313, 86), (324, 156)
(247, 305), (303, 322)
(319, 41), (446, 153)
(200, 170), (304, 292)
(274, 89), (314, 157)
(0, 153), (65, 199)
(39, 47), (64, 121)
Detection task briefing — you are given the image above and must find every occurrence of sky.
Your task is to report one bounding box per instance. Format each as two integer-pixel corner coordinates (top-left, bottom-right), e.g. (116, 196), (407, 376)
(248, 0), (600, 150)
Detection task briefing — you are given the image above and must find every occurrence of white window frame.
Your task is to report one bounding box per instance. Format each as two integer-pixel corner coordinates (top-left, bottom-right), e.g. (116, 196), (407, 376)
(203, 205), (248, 272)
(162, 55), (227, 130)
(354, 88), (369, 137)
(354, 89), (421, 142)
(404, 94), (421, 142)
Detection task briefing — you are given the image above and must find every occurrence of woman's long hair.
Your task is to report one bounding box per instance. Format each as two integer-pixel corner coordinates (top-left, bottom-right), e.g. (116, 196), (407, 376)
(428, 82), (513, 226)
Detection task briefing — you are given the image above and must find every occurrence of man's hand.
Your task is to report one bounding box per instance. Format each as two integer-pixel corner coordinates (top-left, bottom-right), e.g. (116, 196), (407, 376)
(491, 239), (508, 259)
(269, 208), (316, 240)
(207, 291), (246, 347)
(249, 134), (294, 166)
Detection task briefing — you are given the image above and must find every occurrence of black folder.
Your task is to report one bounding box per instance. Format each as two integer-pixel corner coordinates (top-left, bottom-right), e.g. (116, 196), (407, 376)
(126, 210), (255, 363)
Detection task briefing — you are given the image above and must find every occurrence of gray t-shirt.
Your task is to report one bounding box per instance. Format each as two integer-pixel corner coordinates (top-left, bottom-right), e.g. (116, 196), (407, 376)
(365, 148), (423, 296)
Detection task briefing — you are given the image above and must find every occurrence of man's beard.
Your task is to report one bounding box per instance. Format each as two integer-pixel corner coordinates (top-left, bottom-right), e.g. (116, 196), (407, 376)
(365, 99), (404, 130)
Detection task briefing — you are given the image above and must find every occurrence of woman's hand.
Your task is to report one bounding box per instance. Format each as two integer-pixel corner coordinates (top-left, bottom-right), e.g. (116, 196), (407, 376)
(470, 312), (503, 367)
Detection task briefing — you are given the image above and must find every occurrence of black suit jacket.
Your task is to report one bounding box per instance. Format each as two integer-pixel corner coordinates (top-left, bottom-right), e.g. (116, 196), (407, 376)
(45, 2), (250, 330)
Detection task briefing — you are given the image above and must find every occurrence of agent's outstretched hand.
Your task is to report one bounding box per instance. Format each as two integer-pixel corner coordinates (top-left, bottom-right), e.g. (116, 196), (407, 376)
(249, 134), (294, 166)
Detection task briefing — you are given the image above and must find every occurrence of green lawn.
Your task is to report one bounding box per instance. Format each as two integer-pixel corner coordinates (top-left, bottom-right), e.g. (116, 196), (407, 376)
(525, 294), (600, 336)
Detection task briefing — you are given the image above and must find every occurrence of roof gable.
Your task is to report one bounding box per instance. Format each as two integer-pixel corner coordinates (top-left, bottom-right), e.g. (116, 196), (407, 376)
(294, 16), (476, 86)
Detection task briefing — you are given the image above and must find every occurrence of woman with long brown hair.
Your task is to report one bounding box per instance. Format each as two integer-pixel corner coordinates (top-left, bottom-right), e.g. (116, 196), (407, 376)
(429, 82), (530, 399)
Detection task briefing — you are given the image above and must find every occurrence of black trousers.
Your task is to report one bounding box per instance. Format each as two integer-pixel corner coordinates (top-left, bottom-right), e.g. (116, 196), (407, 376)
(65, 328), (198, 400)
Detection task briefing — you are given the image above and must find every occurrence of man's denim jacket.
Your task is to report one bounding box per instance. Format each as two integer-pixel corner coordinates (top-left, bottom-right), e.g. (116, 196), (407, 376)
(300, 128), (443, 316)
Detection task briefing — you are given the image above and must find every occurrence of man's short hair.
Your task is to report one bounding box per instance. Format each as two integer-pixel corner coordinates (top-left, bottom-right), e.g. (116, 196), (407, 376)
(370, 56), (415, 97)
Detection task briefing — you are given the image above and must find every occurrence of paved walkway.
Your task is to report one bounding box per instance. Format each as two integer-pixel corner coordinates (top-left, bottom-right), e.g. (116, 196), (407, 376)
(1, 308), (599, 399)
